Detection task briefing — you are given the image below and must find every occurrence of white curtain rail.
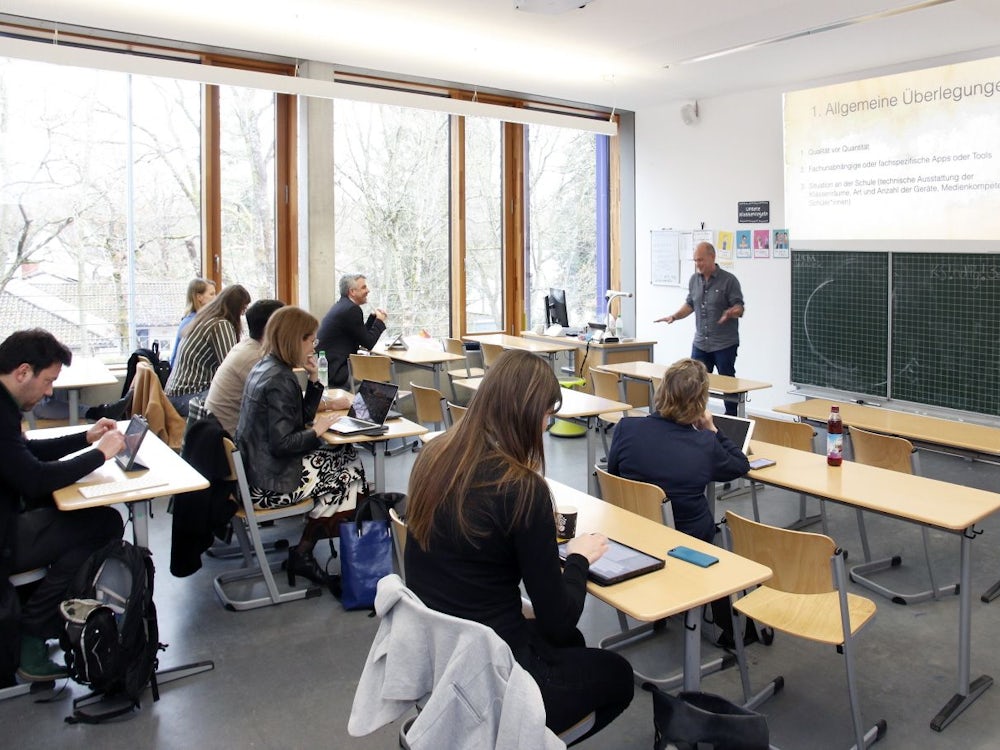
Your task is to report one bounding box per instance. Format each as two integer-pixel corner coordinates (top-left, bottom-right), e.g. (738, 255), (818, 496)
(0, 36), (617, 136)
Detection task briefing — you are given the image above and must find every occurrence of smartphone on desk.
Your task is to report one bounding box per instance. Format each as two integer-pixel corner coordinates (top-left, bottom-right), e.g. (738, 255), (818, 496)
(749, 457), (776, 470)
(668, 546), (719, 568)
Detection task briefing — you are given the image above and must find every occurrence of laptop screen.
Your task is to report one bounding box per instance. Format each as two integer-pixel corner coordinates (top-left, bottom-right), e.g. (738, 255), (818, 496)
(712, 414), (755, 455)
(115, 415), (149, 471)
(347, 380), (399, 425)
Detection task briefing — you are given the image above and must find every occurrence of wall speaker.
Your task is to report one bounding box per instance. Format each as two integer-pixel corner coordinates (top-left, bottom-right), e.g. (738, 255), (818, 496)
(680, 101), (700, 125)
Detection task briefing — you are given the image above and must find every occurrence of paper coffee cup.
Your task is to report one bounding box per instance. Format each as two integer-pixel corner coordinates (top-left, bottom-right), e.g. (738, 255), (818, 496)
(555, 506), (578, 541)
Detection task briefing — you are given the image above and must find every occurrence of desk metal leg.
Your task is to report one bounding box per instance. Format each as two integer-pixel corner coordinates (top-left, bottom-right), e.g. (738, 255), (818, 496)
(373, 442), (386, 492)
(683, 608), (701, 691)
(67, 388), (80, 426)
(132, 499), (151, 549)
(585, 418), (599, 496)
(931, 532), (993, 731)
(431, 364), (443, 393)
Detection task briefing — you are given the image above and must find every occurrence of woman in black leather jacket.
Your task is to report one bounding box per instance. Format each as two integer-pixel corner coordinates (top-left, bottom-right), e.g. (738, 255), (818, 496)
(235, 306), (365, 589)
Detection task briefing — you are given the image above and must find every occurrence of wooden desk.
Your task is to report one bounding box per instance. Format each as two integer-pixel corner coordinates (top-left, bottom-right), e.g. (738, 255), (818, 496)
(520, 332), (656, 403)
(548, 480), (771, 690)
(747, 439), (1000, 731)
(454, 379), (629, 494)
(51, 425), (208, 548)
(774, 398), (1000, 460)
(321, 416), (428, 491)
(54, 357), (118, 426)
(598, 361), (770, 418)
(464, 333), (575, 374)
(373, 342), (464, 393)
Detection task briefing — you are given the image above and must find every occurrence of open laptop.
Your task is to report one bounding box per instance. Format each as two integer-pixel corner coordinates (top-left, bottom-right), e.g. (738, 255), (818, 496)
(329, 380), (399, 436)
(558, 538), (664, 586)
(712, 414), (755, 455)
(115, 414), (150, 471)
(385, 332), (408, 351)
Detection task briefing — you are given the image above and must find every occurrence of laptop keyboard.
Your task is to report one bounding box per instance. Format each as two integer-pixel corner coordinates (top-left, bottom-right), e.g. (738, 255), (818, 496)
(332, 416), (377, 432)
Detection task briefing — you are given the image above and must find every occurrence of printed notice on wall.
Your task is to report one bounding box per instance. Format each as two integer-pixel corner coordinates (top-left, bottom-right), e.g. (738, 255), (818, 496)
(651, 230), (684, 286)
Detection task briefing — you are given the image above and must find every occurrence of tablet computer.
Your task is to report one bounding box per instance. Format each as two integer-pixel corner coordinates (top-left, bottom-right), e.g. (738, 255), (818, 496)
(115, 415), (149, 471)
(558, 537), (665, 586)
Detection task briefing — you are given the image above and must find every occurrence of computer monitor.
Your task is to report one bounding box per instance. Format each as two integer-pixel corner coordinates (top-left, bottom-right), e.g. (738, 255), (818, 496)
(546, 288), (569, 327)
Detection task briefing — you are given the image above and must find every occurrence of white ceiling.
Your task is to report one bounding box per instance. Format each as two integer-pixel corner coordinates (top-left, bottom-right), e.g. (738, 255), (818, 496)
(7, 0), (1000, 110)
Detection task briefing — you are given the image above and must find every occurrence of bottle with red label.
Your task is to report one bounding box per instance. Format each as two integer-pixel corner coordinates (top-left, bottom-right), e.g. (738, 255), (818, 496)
(827, 405), (843, 466)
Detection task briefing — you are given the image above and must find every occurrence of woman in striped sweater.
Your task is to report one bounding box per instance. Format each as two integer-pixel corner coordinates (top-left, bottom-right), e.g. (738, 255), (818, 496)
(165, 283), (251, 417)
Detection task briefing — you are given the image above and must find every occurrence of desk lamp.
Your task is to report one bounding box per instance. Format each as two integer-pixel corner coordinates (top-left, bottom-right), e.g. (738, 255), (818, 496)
(604, 290), (633, 341)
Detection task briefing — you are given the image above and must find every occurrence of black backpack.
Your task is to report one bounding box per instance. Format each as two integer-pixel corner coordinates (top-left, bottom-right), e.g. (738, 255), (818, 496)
(121, 342), (171, 397)
(60, 540), (164, 723)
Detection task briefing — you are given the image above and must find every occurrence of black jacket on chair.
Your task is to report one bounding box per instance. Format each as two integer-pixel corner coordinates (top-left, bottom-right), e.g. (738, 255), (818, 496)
(315, 296), (386, 388)
(234, 355), (324, 494)
(169, 413), (237, 577)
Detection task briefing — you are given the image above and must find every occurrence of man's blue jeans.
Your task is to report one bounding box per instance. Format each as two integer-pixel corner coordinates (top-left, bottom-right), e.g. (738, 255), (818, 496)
(692, 344), (739, 416)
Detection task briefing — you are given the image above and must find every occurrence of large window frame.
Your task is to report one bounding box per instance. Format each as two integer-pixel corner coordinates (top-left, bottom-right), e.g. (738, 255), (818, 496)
(1, 20), (619, 340)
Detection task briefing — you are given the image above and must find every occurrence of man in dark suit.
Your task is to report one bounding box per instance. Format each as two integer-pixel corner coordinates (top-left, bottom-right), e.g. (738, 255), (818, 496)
(315, 274), (389, 387)
(0, 329), (125, 683)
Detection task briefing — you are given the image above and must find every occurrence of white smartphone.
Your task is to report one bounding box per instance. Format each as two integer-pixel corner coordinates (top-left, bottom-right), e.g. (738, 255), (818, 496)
(749, 457), (776, 470)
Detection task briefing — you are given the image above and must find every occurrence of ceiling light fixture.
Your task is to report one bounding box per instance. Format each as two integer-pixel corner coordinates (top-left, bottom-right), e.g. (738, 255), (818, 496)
(514, 0), (596, 14)
(666, 0), (956, 67)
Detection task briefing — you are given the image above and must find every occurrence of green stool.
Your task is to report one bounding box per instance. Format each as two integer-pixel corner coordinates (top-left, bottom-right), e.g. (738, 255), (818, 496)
(549, 376), (587, 438)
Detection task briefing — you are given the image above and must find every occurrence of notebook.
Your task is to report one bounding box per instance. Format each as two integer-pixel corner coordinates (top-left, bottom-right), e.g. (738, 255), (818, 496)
(115, 415), (150, 471)
(558, 538), (665, 586)
(329, 380), (399, 436)
(712, 414), (755, 455)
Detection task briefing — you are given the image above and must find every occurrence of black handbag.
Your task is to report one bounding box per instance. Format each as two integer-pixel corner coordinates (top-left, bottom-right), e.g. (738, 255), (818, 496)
(646, 684), (769, 750)
(338, 493), (404, 611)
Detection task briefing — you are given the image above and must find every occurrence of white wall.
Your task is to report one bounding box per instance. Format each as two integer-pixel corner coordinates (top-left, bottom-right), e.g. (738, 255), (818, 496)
(634, 88), (790, 413)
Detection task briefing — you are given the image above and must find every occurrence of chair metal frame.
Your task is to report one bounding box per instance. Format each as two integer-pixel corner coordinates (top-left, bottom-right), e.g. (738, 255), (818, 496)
(847, 426), (956, 605)
(723, 511), (886, 750)
(212, 438), (323, 610)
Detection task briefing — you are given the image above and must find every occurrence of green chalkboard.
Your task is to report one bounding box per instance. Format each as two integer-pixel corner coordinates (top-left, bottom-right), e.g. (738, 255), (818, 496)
(892, 254), (1000, 416)
(791, 251), (889, 397)
(791, 250), (1000, 417)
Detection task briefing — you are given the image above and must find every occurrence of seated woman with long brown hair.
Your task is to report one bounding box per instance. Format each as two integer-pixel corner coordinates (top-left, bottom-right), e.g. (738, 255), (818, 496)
(235, 306), (361, 592)
(404, 350), (633, 744)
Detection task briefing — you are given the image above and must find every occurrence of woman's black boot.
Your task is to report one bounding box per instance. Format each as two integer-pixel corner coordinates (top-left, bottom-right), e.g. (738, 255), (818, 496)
(286, 545), (329, 587)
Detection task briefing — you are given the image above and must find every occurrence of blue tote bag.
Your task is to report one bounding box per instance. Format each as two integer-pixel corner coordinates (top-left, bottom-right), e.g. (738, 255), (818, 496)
(339, 494), (402, 610)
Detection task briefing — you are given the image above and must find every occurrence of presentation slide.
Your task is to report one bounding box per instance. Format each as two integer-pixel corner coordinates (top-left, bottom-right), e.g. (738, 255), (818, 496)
(784, 55), (1000, 242)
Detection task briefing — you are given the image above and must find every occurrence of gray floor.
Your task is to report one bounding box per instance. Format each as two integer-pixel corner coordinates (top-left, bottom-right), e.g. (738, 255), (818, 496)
(5, 426), (1000, 749)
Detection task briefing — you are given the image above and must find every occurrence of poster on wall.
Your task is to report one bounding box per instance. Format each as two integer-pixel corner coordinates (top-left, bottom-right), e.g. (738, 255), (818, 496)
(736, 230), (752, 258)
(753, 230), (770, 258)
(773, 229), (790, 258)
(650, 229), (683, 286)
(716, 230), (735, 268)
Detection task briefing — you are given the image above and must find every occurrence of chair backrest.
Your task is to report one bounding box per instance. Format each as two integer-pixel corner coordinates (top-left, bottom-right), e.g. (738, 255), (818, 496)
(752, 414), (816, 452)
(848, 426), (915, 474)
(589, 368), (621, 402)
(447, 402), (468, 426)
(389, 507), (407, 579)
(480, 342), (505, 370)
(725, 511), (836, 595)
(595, 466), (667, 525)
(349, 353), (394, 387)
(409, 382), (448, 427)
(221, 437), (241, 483)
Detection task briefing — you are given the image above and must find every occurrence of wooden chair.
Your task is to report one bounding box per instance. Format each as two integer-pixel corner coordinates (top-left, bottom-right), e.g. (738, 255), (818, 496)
(410, 382), (448, 445)
(447, 402), (468, 426)
(749, 414), (823, 531)
(479, 342), (505, 371)
(595, 465), (673, 527)
(589, 368), (648, 457)
(847, 426), (955, 605)
(723, 511), (886, 750)
(442, 338), (484, 400)
(389, 507), (407, 581)
(212, 438), (323, 610)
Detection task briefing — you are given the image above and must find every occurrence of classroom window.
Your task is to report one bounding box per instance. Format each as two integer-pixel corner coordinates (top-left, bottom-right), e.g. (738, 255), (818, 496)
(525, 124), (602, 331)
(333, 100), (450, 336)
(463, 116), (505, 333)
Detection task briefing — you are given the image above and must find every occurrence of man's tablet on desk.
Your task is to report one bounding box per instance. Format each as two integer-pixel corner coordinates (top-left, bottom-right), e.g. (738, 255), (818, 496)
(115, 415), (149, 471)
(558, 538), (664, 586)
(329, 380), (398, 436)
